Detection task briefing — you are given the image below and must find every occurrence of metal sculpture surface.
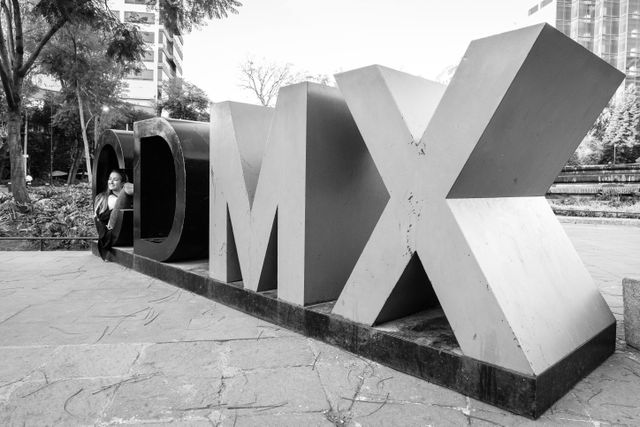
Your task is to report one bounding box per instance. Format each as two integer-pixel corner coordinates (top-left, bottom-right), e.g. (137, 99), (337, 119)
(134, 118), (209, 262)
(209, 83), (387, 305)
(332, 24), (624, 375)
(93, 130), (134, 246)
(90, 23), (629, 416)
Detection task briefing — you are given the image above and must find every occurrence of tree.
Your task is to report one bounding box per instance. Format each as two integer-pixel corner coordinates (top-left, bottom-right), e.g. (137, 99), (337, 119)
(238, 57), (334, 107)
(41, 23), (135, 187)
(601, 85), (640, 164)
(1, 0), (241, 204)
(567, 105), (612, 165)
(158, 77), (210, 121)
(0, 1), (139, 203)
(94, 103), (154, 140)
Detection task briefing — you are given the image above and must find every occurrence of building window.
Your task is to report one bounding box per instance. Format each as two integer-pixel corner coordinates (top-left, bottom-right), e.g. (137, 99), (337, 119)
(142, 50), (154, 62)
(124, 11), (155, 24)
(128, 69), (154, 80)
(603, 0), (620, 17)
(541, 0), (553, 7)
(578, 3), (595, 19)
(528, 4), (539, 16)
(125, 0), (149, 3)
(576, 20), (594, 38)
(602, 19), (619, 35)
(604, 37), (619, 54)
(141, 31), (155, 43)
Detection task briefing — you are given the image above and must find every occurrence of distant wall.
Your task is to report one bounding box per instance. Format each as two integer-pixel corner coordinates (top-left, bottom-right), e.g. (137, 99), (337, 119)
(555, 164), (640, 184)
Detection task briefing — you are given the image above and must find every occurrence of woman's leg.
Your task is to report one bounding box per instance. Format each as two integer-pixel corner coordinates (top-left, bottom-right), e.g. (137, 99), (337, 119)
(107, 191), (133, 230)
(95, 217), (110, 260)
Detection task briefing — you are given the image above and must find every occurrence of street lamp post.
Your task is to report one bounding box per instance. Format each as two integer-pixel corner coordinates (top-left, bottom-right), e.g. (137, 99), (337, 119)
(49, 94), (53, 186)
(23, 109), (28, 179)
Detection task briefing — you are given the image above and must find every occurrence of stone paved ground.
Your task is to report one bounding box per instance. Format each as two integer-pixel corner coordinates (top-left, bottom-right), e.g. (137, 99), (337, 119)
(0, 222), (639, 426)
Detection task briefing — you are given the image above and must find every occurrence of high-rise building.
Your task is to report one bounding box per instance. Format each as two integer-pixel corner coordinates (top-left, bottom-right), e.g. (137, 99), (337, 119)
(525, 0), (640, 91)
(526, 0), (573, 36)
(108, 0), (184, 113)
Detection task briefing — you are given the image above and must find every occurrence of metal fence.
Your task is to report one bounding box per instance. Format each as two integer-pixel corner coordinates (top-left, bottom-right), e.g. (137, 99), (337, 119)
(0, 236), (96, 251)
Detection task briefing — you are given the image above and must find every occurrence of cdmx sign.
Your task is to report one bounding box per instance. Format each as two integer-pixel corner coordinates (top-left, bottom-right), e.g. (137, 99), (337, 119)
(93, 24), (624, 418)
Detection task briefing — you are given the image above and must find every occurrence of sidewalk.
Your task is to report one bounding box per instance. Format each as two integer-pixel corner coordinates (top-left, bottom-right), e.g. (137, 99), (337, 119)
(0, 223), (639, 426)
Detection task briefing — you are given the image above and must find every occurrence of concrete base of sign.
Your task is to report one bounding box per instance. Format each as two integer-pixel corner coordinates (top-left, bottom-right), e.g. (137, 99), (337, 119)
(92, 244), (615, 419)
(624, 278), (640, 350)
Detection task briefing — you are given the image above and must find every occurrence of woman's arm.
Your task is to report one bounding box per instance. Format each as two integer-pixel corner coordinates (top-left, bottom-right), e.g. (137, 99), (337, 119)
(123, 182), (134, 195)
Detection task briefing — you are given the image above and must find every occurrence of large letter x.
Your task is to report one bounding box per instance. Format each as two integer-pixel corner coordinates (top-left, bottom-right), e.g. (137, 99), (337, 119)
(332, 24), (624, 375)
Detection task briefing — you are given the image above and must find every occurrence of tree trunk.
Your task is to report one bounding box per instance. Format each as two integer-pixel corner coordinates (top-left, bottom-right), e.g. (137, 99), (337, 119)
(76, 87), (93, 186)
(0, 143), (8, 180)
(93, 113), (100, 151)
(66, 138), (80, 185)
(7, 109), (29, 203)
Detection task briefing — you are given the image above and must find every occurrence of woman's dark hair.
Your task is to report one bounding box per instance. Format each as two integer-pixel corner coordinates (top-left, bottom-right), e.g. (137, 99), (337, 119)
(109, 169), (128, 183)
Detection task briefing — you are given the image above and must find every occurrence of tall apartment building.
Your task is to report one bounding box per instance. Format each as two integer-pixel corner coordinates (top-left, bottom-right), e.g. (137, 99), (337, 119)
(108, 0), (184, 113)
(525, 0), (640, 91)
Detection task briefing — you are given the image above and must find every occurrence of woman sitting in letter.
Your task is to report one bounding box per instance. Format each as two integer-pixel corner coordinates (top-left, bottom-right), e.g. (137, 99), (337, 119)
(94, 169), (133, 259)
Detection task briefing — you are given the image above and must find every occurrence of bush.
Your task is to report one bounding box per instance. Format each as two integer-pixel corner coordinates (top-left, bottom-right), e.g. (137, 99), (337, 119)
(0, 184), (96, 250)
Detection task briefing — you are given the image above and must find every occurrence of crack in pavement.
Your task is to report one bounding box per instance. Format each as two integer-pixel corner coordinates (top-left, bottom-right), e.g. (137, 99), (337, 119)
(0, 305), (32, 325)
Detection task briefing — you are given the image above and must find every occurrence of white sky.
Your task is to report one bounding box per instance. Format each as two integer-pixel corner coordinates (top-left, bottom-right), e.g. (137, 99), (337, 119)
(183, 0), (531, 104)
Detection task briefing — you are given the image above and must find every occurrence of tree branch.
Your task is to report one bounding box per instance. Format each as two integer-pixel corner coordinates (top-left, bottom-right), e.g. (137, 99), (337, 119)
(19, 18), (66, 77)
(0, 2), (11, 68)
(1, 1), (15, 65)
(10, 0), (22, 70)
(0, 7), (16, 108)
(0, 64), (15, 109)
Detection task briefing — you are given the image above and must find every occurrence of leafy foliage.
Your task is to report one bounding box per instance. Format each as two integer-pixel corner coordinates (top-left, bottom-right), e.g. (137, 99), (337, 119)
(600, 85), (640, 164)
(572, 87), (640, 165)
(42, 24), (139, 99)
(0, 0), (143, 203)
(157, 0), (241, 34)
(2, 0), (242, 202)
(40, 22), (143, 185)
(158, 77), (210, 121)
(0, 184), (95, 250)
(0, 1), (142, 109)
(96, 104), (154, 137)
(121, 0), (241, 34)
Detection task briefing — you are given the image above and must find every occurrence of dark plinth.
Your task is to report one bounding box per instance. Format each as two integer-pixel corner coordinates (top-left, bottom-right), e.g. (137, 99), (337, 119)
(133, 118), (209, 262)
(93, 130), (135, 246)
(93, 244), (615, 419)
